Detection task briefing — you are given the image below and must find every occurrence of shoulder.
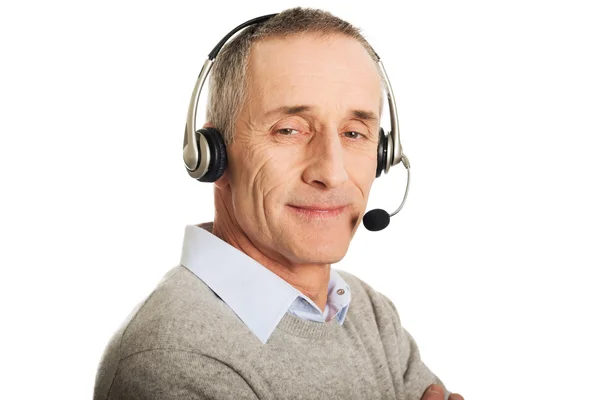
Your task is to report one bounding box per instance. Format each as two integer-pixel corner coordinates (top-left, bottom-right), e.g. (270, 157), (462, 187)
(94, 265), (247, 398)
(335, 269), (447, 398)
(119, 265), (243, 357)
(95, 265), (256, 398)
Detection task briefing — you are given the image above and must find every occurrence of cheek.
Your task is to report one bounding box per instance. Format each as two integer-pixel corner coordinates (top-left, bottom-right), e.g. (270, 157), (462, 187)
(229, 142), (299, 207)
(256, 149), (303, 202)
(347, 151), (378, 192)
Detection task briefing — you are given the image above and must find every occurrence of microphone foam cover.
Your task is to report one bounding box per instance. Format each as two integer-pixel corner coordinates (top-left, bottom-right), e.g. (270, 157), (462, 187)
(362, 209), (390, 231)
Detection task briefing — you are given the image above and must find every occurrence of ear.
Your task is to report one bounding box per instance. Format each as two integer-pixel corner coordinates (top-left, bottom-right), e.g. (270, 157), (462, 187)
(214, 169), (230, 189)
(202, 122), (230, 189)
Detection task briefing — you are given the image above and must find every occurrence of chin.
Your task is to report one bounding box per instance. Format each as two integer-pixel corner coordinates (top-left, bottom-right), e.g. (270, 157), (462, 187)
(286, 233), (351, 265)
(290, 248), (348, 265)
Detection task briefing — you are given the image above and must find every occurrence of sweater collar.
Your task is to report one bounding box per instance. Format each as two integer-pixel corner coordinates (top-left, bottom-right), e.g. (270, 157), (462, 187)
(179, 223), (351, 344)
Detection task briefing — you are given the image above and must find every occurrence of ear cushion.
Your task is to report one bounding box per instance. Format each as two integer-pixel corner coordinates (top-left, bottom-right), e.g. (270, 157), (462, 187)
(376, 128), (387, 178)
(197, 127), (228, 183)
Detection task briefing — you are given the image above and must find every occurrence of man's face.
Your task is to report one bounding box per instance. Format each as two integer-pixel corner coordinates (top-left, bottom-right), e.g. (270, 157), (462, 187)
(220, 34), (382, 265)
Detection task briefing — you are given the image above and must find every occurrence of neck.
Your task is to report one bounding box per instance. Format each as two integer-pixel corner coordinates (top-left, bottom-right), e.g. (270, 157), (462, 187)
(209, 188), (331, 312)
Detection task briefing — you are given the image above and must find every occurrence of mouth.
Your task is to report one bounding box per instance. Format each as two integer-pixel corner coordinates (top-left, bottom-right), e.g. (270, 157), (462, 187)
(287, 204), (348, 220)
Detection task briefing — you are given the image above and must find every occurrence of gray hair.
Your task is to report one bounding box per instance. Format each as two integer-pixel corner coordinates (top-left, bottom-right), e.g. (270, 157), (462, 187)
(206, 7), (384, 145)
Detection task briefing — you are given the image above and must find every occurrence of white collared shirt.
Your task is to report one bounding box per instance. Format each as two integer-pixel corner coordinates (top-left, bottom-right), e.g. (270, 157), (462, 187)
(179, 223), (351, 344)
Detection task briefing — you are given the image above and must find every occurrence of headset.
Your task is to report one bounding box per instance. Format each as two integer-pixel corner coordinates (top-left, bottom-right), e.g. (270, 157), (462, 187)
(183, 13), (411, 231)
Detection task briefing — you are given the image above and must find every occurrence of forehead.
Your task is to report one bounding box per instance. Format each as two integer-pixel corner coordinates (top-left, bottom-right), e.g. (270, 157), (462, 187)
(245, 34), (382, 116)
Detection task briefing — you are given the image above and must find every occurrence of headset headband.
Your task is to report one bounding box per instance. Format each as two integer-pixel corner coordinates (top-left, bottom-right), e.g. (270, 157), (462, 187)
(182, 13), (408, 179)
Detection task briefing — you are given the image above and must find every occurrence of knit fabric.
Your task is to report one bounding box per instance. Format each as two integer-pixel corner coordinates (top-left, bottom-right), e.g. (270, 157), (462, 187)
(94, 266), (450, 400)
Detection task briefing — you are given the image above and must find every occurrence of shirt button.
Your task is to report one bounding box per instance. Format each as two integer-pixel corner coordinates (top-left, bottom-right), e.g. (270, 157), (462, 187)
(336, 289), (345, 295)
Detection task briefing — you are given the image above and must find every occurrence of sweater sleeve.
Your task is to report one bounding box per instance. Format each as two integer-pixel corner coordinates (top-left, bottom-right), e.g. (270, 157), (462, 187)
(104, 349), (259, 400)
(381, 294), (452, 400)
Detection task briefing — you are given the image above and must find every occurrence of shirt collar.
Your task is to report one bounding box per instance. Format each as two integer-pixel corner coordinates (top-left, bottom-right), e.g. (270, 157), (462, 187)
(179, 223), (351, 344)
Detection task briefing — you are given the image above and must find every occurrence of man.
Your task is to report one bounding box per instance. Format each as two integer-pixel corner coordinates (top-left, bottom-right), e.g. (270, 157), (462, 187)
(94, 7), (463, 400)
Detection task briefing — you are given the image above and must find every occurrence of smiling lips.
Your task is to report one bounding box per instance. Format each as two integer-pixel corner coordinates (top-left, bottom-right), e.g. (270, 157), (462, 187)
(288, 204), (348, 219)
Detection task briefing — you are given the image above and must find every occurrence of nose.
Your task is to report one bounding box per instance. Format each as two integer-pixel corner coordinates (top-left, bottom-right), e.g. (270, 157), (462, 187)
(301, 129), (349, 189)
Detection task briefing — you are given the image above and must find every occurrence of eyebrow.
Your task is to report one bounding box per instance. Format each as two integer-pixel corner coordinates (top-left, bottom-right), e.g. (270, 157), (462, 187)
(263, 105), (379, 123)
(263, 105), (312, 119)
(352, 109), (378, 122)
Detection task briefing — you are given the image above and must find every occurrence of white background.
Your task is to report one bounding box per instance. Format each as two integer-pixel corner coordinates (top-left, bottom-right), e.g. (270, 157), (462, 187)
(1, 0), (599, 399)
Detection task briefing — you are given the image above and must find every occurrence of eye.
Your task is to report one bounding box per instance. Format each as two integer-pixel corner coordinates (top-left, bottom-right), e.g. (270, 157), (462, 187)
(344, 131), (364, 139)
(277, 128), (299, 135)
